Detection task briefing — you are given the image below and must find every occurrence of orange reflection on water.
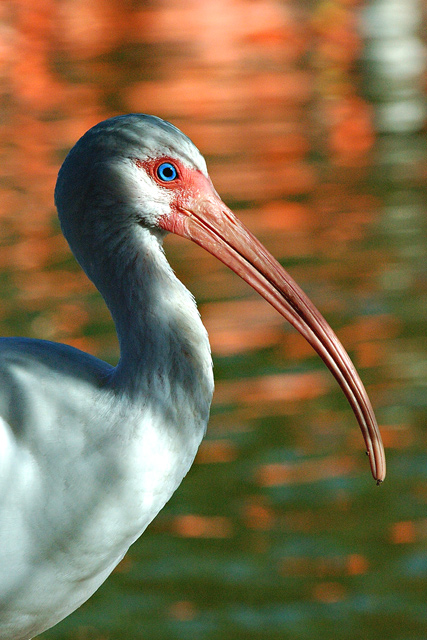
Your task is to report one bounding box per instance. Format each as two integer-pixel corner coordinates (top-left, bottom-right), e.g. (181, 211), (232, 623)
(202, 299), (283, 356)
(257, 455), (356, 487)
(172, 514), (234, 539)
(215, 372), (331, 406)
(168, 600), (197, 622)
(243, 498), (276, 531)
(391, 521), (417, 545)
(196, 439), (238, 464)
(279, 553), (369, 578)
(313, 581), (347, 603)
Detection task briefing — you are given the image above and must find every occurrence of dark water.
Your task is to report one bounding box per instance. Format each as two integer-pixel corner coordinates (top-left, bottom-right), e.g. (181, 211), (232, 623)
(0, 2), (425, 639)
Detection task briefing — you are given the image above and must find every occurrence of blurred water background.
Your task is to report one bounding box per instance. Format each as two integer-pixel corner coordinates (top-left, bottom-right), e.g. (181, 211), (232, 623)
(0, 1), (426, 639)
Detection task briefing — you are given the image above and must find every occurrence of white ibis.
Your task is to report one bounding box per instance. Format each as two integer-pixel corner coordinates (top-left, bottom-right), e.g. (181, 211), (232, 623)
(0, 114), (385, 640)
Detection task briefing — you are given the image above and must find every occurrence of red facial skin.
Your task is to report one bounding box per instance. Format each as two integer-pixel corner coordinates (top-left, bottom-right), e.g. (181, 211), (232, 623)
(134, 156), (386, 483)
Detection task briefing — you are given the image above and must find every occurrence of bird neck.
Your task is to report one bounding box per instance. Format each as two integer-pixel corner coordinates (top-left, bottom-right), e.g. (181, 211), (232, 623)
(90, 225), (213, 405)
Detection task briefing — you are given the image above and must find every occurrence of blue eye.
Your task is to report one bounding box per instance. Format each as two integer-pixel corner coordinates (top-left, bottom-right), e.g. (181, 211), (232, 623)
(157, 162), (178, 182)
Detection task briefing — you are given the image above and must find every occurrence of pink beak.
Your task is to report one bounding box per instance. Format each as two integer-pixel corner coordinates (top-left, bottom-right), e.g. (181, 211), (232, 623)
(160, 189), (386, 483)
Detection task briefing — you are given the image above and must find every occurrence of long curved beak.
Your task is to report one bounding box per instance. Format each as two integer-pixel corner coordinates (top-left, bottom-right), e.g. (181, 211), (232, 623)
(160, 191), (386, 483)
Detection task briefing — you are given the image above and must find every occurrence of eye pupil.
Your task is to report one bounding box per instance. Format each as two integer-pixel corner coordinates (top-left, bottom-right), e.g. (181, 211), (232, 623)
(162, 167), (173, 178)
(157, 162), (178, 182)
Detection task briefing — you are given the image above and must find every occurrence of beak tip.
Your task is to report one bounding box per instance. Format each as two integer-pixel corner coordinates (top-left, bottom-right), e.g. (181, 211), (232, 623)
(367, 447), (386, 484)
(375, 463), (386, 484)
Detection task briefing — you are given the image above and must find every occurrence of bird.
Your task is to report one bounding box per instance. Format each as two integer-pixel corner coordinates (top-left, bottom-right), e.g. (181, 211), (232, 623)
(0, 114), (386, 640)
